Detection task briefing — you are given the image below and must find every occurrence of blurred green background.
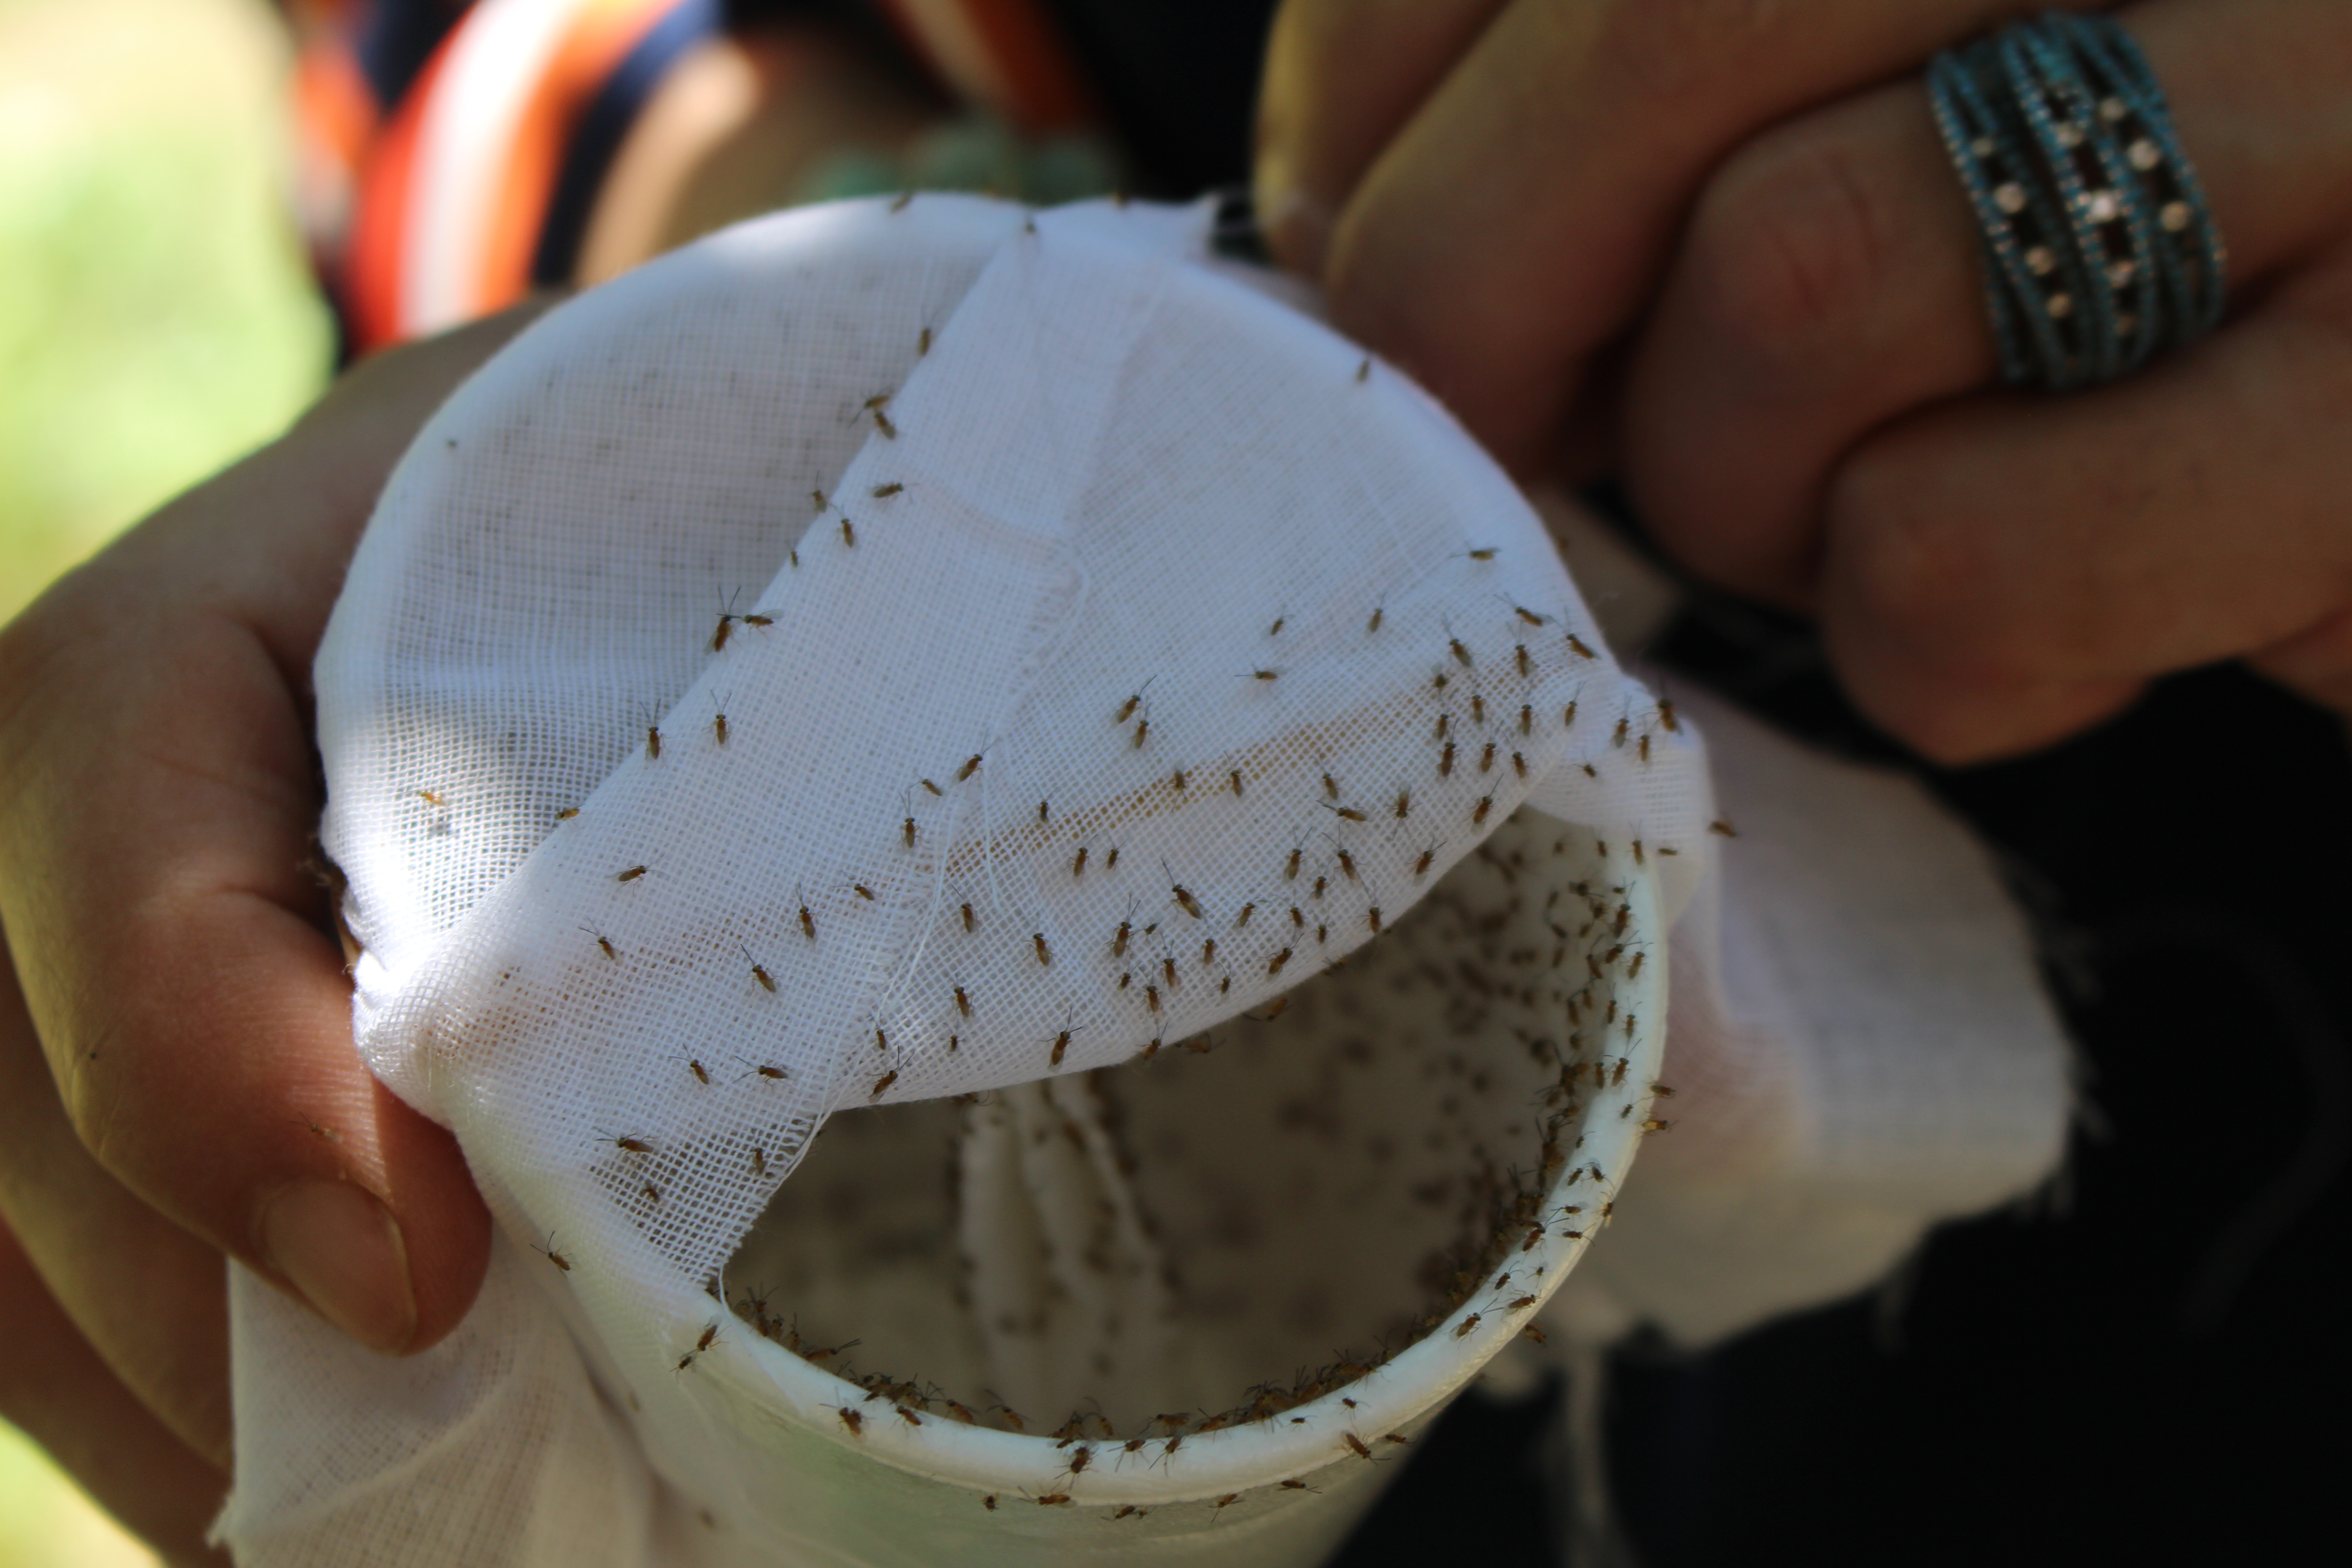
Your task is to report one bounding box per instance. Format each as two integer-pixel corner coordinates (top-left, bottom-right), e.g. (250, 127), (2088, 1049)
(0, 0), (330, 1558)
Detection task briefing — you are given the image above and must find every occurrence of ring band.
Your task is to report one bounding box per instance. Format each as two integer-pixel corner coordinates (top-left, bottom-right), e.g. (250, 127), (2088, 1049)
(1929, 10), (2225, 391)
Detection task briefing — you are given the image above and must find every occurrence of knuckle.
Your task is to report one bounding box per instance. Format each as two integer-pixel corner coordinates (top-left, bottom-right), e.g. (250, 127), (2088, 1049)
(1683, 125), (1902, 377)
(1591, 0), (1786, 102)
(1827, 446), (2017, 665)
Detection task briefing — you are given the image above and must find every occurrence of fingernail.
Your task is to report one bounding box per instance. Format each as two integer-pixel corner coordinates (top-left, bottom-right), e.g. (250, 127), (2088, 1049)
(261, 1180), (416, 1353)
(1254, 172), (1333, 276)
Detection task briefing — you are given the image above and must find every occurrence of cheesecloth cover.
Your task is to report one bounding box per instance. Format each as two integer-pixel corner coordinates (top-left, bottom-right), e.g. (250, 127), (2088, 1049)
(218, 195), (2071, 1565)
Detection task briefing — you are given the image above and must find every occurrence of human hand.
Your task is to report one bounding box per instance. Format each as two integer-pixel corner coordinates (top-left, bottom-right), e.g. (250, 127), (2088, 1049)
(1256, 0), (2352, 762)
(0, 308), (541, 1560)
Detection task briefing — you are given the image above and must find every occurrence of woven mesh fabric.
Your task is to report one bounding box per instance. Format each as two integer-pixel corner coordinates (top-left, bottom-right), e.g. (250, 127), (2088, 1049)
(220, 195), (2069, 1565)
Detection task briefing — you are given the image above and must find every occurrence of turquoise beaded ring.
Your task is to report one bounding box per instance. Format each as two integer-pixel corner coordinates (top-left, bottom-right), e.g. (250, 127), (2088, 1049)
(1929, 10), (2225, 391)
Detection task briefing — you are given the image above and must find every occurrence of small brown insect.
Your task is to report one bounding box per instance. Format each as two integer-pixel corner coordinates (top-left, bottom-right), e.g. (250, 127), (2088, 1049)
(1657, 699), (1680, 733)
(1201, 938), (1216, 965)
(1072, 845), (1088, 877)
(1414, 846), (1435, 879)
(1336, 846), (1359, 882)
(1472, 694), (1487, 725)
(870, 1069), (898, 1098)
(919, 327), (933, 355)
(1367, 605), (1384, 633)
(1480, 741), (1496, 774)
(1036, 1495), (1071, 1508)
(696, 1323), (721, 1353)
(556, 806), (580, 821)
(744, 613), (772, 629)
(896, 1406), (921, 1426)
(1312, 875), (1327, 899)
(1144, 984), (1161, 1016)
(1214, 1494), (1241, 1515)
(617, 864), (647, 882)
(1440, 741), (1455, 777)
(588, 929), (619, 961)
(853, 883), (876, 901)
(1284, 845), (1303, 880)
(1519, 704), (1534, 736)
(1383, 1433), (1410, 1447)
(535, 1234), (571, 1272)
(1454, 1313), (1482, 1339)
(1105, 846), (1120, 870)
(1612, 717), (1629, 748)
(955, 985), (972, 1017)
(1563, 700), (1579, 730)
(874, 1026), (888, 1051)
(1067, 1445), (1092, 1475)
(1034, 931), (1052, 965)
(839, 1408), (864, 1436)
(1512, 751), (1528, 779)
(676, 1351), (698, 1372)
(1230, 769), (1244, 797)
(917, 779), (942, 797)
(1268, 947), (1292, 977)
(1269, 615), (1285, 636)
(1141, 1036), (1162, 1060)
(960, 902), (975, 932)
(1171, 767), (1188, 792)
(646, 724), (662, 760)
(957, 754), (983, 781)
(1171, 882), (1202, 919)
(1450, 636), (1474, 668)
(710, 614), (735, 654)
(1468, 547), (1497, 561)
(1473, 795), (1493, 825)
(1290, 906), (1305, 927)
(1355, 357), (1371, 382)
(870, 482), (902, 499)
(889, 190), (912, 212)
(872, 410), (897, 439)
(713, 711), (730, 745)
(686, 1059), (710, 1085)
(981, 1495), (995, 1511)
(1509, 1294), (1539, 1311)
(1639, 733), (1652, 764)
(751, 1147), (769, 1176)
(1344, 1433), (1373, 1460)
(1568, 633), (1597, 659)
(416, 788), (447, 807)
(751, 1064), (785, 1081)
(1115, 692), (1142, 723)
(840, 517), (856, 548)
(1235, 902), (1255, 929)
(1368, 906), (1383, 935)
(1523, 1323), (1550, 1345)
(1627, 951), (1644, 978)
(1281, 1479), (1308, 1491)
(1251, 668), (1279, 682)
(1322, 770), (1340, 800)
(1710, 818), (1738, 837)
(902, 812), (915, 848)
(608, 1134), (654, 1155)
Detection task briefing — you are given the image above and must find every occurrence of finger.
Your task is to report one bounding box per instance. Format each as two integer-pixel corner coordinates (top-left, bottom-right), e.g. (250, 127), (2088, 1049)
(0, 1215), (230, 1565)
(1254, 0), (1509, 275)
(1625, 0), (2352, 604)
(0, 941), (232, 1470)
(1815, 274), (2352, 763)
(1320, 0), (2078, 471)
(0, 311), (540, 1358)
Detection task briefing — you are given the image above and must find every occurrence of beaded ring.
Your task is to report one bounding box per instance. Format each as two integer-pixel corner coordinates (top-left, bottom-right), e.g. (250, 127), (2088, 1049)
(1928, 10), (2225, 391)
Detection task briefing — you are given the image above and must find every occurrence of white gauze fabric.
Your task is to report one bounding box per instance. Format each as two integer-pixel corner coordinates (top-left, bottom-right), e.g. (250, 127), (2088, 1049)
(218, 194), (2067, 1565)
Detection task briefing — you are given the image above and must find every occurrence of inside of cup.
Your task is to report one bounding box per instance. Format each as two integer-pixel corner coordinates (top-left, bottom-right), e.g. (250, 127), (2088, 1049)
(724, 806), (1649, 1438)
